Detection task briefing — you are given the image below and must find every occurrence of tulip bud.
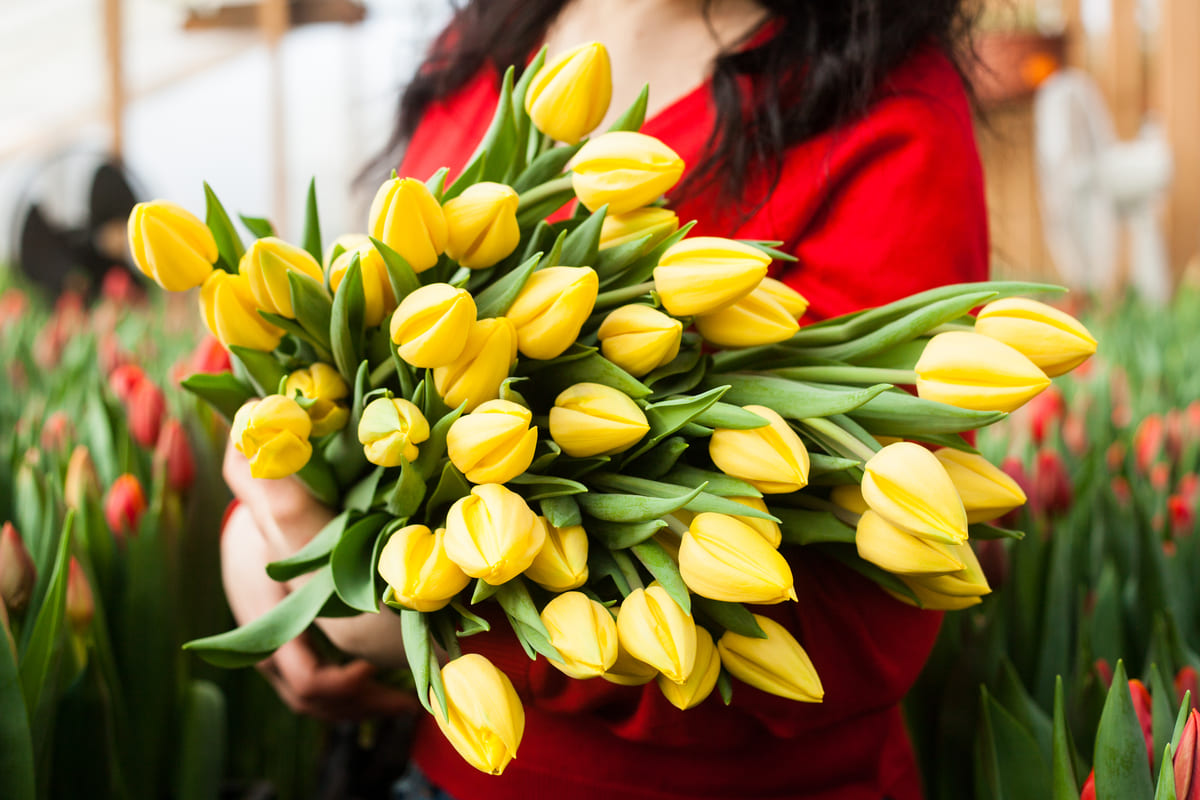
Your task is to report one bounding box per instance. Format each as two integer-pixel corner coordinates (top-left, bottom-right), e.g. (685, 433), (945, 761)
(40, 411), (73, 453)
(1081, 771), (1096, 800)
(915, 331), (1051, 413)
(1, 602), (15, 663)
(328, 237), (398, 327)
(127, 200), (218, 291)
(540, 591), (619, 679)
(756, 277), (809, 318)
(378, 525), (470, 612)
(64, 446), (101, 511)
(238, 237), (325, 319)
(105, 474), (147, 538)
(974, 297), (1097, 377)
(199, 270), (285, 352)
(505, 266), (599, 359)
(855, 511), (965, 576)
(861, 442), (968, 545)
(231, 396), (313, 479)
(154, 419), (196, 492)
(709, 405), (809, 494)
(1031, 449), (1073, 518)
(717, 614), (824, 703)
(934, 448), (1027, 524)
(602, 636), (660, 686)
(357, 397), (429, 467)
(65, 558), (94, 634)
(432, 654), (525, 775)
(525, 42), (612, 144)
(444, 485), (545, 585)
(1176, 709), (1200, 800)
(657, 626), (721, 710)
(443, 182), (520, 269)
(524, 518), (589, 591)
(127, 378), (166, 449)
(1170, 494), (1196, 538)
(109, 363), (147, 403)
(653, 237), (770, 317)
(1177, 667), (1199, 713)
(1134, 414), (1166, 474)
(679, 513), (796, 604)
(0, 522), (36, 612)
(1025, 385), (1065, 445)
(571, 132), (684, 214)
(596, 304), (682, 377)
(433, 317), (518, 412)
(725, 496), (782, 547)
(285, 363), (351, 437)
(616, 582), (697, 685)
(902, 542), (991, 599)
(367, 177), (448, 273)
(694, 282), (800, 348)
(599, 207), (678, 251)
(1129, 679), (1155, 766)
(189, 335), (232, 375)
(830, 484), (870, 516)
(446, 400), (537, 484)
(889, 578), (982, 611)
(548, 382), (650, 457)
(390, 283), (477, 369)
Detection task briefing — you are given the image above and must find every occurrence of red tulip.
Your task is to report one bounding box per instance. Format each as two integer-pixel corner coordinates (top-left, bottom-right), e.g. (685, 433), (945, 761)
(1106, 442), (1127, 472)
(1167, 409), (1186, 464)
(40, 411), (73, 453)
(1095, 658), (1114, 689)
(0, 522), (36, 612)
(1025, 385), (1065, 445)
(1080, 770), (1095, 800)
(127, 378), (166, 448)
(1000, 456), (1033, 527)
(100, 266), (142, 305)
(1062, 413), (1088, 457)
(98, 333), (131, 376)
(104, 474), (147, 540)
(1033, 449), (1073, 518)
(1170, 494), (1196, 538)
(1177, 667), (1199, 711)
(1134, 414), (1166, 474)
(1179, 474), (1199, 503)
(1151, 463), (1172, 492)
(1129, 679), (1155, 765)
(190, 335), (232, 376)
(1175, 709), (1200, 800)
(65, 558), (94, 634)
(154, 419), (195, 492)
(1111, 476), (1132, 505)
(0, 287), (28, 331)
(109, 364), (148, 403)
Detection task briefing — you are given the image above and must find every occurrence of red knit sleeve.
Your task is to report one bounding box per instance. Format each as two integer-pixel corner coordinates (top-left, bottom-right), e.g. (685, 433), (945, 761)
(767, 50), (989, 319)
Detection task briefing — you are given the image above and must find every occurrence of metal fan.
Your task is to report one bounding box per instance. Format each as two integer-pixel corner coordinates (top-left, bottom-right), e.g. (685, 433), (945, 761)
(1033, 68), (1173, 303)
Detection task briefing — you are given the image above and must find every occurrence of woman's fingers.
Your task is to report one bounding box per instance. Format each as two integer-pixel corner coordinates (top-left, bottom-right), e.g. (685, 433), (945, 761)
(223, 440), (334, 558)
(266, 637), (420, 721)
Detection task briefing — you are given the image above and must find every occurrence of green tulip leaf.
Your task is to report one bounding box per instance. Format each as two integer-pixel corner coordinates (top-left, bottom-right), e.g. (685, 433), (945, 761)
(229, 346), (287, 397)
(524, 351), (652, 399)
(623, 436), (690, 480)
(266, 511), (350, 581)
(295, 449), (339, 507)
(717, 669), (734, 705)
(540, 495), (582, 529)
(559, 204), (606, 268)
(847, 388), (1007, 436)
(586, 517), (668, 550)
(607, 83), (649, 133)
(1155, 743), (1178, 800)
(494, 579), (563, 662)
(708, 374), (889, 419)
(180, 372), (255, 422)
(808, 453), (864, 475)
(616, 220), (696, 286)
(508, 472), (588, 501)
(288, 271), (334, 350)
(592, 474), (775, 521)
(239, 214), (275, 239)
(588, 546), (633, 596)
(185, 567), (336, 667)
(1094, 661), (1155, 800)
(969, 522), (1026, 541)
(401, 609), (440, 715)
(451, 602), (492, 638)
(623, 386), (728, 461)
(424, 166), (450, 199)
(386, 457), (426, 519)
(302, 177), (322, 264)
(977, 686), (1054, 800)
(593, 233), (654, 281)
(473, 252), (542, 319)
(425, 461), (473, 517)
(741, 239), (797, 263)
(661, 465), (760, 497)
(474, 66), (519, 184)
(204, 182), (244, 271)
(19, 511), (74, 718)
(370, 236), (422, 302)
(1173, 691), (1192, 746)
(0, 613), (34, 800)
(1052, 676), (1082, 800)
(690, 401), (769, 430)
(693, 596), (766, 639)
(415, 402), (466, 482)
(631, 539), (690, 613)
(578, 484), (705, 523)
(330, 513), (389, 612)
(775, 508), (857, 546)
(1149, 664), (1177, 775)
(176, 680), (226, 800)
(329, 255), (365, 382)
(510, 47), (545, 149)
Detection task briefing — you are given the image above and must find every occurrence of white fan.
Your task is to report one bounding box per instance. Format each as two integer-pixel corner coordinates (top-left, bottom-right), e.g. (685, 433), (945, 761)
(1033, 68), (1173, 303)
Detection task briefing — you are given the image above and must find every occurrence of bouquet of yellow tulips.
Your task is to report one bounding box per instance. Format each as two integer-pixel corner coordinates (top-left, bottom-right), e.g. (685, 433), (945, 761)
(127, 42), (1097, 775)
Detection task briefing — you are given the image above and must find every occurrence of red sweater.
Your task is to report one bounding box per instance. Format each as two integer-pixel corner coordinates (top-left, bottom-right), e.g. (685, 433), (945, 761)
(398, 45), (987, 800)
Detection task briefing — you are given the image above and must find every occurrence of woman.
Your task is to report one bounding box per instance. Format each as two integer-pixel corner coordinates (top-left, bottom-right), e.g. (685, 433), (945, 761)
(222, 1), (986, 797)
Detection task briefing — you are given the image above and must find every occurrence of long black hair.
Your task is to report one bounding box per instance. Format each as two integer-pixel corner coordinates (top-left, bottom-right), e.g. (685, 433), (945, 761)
(378, 1), (977, 210)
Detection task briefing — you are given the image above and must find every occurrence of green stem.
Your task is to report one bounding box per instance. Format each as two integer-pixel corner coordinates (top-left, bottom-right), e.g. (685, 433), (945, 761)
(662, 514), (690, 536)
(612, 550), (646, 592)
(517, 175), (574, 211)
(771, 366), (916, 385)
(776, 492), (862, 528)
(369, 358), (396, 387)
(928, 322), (976, 335)
(594, 281), (656, 310)
(800, 417), (880, 462)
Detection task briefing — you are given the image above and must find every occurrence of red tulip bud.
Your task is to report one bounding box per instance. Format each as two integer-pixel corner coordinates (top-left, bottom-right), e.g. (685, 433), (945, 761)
(1095, 658), (1113, 689)
(1025, 385), (1065, 445)
(191, 335), (232, 376)
(1062, 413), (1088, 457)
(1033, 449), (1073, 518)
(1080, 770), (1095, 800)
(1111, 476), (1132, 505)
(64, 445), (100, 511)
(0, 287), (28, 331)
(40, 411), (73, 453)
(65, 558), (94, 634)
(999, 456), (1033, 527)
(105, 474), (147, 540)
(1106, 442), (1127, 472)
(101, 266), (142, 305)
(1177, 667), (1199, 711)
(1134, 414), (1166, 474)
(0, 522), (36, 612)
(154, 419), (195, 492)
(1129, 679), (1155, 765)
(109, 364), (148, 403)
(1176, 709), (1200, 800)
(127, 379), (166, 449)
(1151, 463), (1171, 492)
(1167, 409), (1186, 464)
(1170, 494), (1196, 538)
(98, 333), (131, 376)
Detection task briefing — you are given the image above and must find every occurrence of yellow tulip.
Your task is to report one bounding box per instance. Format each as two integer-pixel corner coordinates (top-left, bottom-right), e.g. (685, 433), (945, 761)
(830, 484), (870, 516)
(974, 297), (1097, 377)
(855, 511), (965, 577)
(127, 200), (217, 291)
(524, 42), (612, 145)
(328, 237), (397, 327)
(230, 396), (312, 479)
(909, 542), (991, 598)
(446, 399), (537, 484)
(598, 207), (679, 251)
(888, 580), (983, 611)
(934, 447), (1027, 524)
(443, 182), (520, 269)
(657, 626), (720, 710)
(717, 614), (824, 703)
(444, 484), (545, 585)
(602, 637), (660, 686)
(198, 270), (284, 352)
(540, 591), (619, 679)
(861, 442), (968, 545)
(367, 177), (447, 273)
(357, 397), (429, 466)
(709, 405), (809, 494)
(432, 654), (524, 775)
(757, 277), (809, 318)
(595, 304), (682, 376)
(505, 266), (599, 359)
(725, 496), (782, 548)
(915, 331), (1051, 413)
(570, 131), (685, 214)
(694, 282), (800, 347)
(679, 513), (796, 604)
(524, 518), (589, 591)
(432, 317), (518, 412)
(284, 363), (350, 437)
(616, 582), (697, 685)
(390, 283), (477, 369)
(653, 237), (770, 317)
(238, 237), (324, 319)
(548, 382), (650, 457)
(378, 525), (470, 612)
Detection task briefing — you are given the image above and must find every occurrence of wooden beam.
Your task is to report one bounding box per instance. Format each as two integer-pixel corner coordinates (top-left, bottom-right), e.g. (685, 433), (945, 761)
(1157, 0), (1200, 279)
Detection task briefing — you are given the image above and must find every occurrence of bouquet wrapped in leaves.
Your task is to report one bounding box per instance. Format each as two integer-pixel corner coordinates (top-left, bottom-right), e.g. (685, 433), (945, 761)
(127, 42), (1098, 774)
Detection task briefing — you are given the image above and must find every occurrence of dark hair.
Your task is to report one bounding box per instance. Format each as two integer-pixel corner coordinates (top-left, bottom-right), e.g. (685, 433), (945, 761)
(378, 1), (977, 211)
